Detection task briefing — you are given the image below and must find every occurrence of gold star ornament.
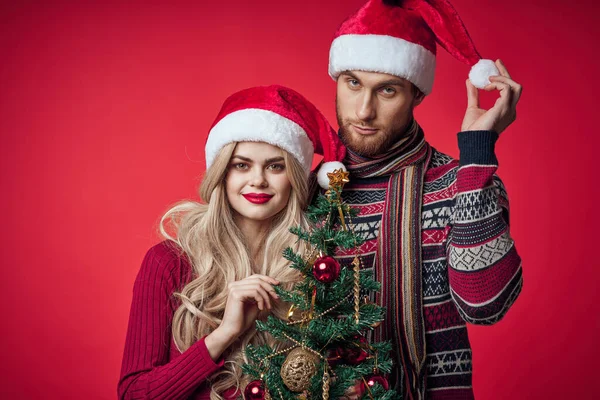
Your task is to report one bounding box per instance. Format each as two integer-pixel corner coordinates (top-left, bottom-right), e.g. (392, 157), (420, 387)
(326, 168), (350, 190)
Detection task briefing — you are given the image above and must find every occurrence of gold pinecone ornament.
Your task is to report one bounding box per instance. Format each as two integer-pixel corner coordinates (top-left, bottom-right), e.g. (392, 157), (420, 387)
(280, 347), (320, 392)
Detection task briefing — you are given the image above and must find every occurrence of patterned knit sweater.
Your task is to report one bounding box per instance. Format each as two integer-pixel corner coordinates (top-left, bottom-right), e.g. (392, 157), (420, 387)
(334, 131), (523, 399)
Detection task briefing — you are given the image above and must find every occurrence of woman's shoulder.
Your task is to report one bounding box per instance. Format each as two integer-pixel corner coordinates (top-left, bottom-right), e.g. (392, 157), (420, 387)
(144, 240), (185, 260)
(136, 240), (193, 290)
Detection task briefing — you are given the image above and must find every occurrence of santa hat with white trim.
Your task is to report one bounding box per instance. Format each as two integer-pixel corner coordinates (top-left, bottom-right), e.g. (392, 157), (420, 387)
(329, 0), (499, 95)
(206, 85), (346, 189)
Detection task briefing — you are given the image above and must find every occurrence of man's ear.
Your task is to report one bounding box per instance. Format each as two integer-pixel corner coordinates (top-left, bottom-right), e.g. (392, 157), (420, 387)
(414, 94), (425, 107)
(412, 89), (425, 107)
(410, 83), (425, 108)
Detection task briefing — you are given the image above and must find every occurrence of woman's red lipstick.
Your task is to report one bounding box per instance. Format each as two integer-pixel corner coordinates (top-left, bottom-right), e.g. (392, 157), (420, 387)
(242, 193), (274, 204)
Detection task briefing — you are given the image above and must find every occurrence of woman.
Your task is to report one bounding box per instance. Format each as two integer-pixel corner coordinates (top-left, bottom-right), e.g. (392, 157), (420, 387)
(118, 85), (346, 400)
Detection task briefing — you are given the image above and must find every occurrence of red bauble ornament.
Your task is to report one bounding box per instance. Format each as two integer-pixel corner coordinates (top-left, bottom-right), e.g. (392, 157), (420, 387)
(344, 347), (368, 365)
(353, 334), (367, 344)
(344, 335), (368, 365)
(244, 380), (266, 400)
(312, 256), (340, 283)
(360, 374), (390, 391)
(327, 347), (344, 366)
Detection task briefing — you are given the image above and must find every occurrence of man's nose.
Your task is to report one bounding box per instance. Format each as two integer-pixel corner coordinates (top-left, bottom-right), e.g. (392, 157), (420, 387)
(356, 91), (376, 122)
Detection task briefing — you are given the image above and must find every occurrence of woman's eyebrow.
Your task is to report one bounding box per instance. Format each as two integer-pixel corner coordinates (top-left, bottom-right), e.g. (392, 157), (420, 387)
(231, 155), (252, 162)
(231, 155), (284, 164)
(264, 157), (285, 163)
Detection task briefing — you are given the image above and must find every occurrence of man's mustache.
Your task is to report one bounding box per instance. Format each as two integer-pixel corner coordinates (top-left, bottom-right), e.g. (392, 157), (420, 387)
(342, 120), (381, 131)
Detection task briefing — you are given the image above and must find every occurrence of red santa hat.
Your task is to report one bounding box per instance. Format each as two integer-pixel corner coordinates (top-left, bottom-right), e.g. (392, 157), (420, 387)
(328, 0), (499, 95)
(206, 85), (346, 189)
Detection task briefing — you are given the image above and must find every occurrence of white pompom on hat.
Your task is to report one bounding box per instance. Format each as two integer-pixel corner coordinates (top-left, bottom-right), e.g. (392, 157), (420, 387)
(206, 85), (347, 189)
(329, 0), (499, 95)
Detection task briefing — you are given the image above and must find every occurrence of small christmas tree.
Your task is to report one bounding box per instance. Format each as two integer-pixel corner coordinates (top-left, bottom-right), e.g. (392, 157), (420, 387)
(242, 169), (400, 400)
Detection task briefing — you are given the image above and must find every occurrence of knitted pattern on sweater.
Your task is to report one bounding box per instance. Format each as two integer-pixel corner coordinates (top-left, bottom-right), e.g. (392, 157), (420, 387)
(334, 131), (523, 399)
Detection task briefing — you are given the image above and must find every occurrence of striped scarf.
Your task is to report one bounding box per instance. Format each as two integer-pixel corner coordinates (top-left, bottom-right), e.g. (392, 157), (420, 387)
(345, 120), (432, 399)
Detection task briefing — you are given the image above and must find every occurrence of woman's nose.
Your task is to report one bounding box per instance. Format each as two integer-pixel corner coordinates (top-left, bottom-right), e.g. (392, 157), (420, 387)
(249, 168), (268, 187)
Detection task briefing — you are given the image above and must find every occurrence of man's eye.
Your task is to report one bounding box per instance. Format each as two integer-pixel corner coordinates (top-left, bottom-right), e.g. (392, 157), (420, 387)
(348, 79), (359, 87)
(381, 87), (396, 95)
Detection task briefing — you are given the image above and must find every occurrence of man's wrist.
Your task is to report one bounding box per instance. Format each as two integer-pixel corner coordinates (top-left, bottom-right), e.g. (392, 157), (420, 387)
(457, 130), (499, 166)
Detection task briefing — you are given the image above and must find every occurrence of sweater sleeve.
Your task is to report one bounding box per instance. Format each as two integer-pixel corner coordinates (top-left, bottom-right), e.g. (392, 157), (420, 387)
(118, 243), (225, 399)
(447, 131), (523, 325)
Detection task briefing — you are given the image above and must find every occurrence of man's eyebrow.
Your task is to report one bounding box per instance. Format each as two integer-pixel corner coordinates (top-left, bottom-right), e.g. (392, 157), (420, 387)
(340, 72), (405, 87)
(340, 71), (360, 81)
(377, 79), (406, 87)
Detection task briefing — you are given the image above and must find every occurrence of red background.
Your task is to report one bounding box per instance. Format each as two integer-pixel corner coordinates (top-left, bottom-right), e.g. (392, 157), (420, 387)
(1, 0), (598, 398)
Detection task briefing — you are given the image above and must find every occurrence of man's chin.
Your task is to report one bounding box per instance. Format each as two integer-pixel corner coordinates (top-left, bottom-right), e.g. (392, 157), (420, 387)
(345, 137), (386, 157)
(339, 127), (389, 157)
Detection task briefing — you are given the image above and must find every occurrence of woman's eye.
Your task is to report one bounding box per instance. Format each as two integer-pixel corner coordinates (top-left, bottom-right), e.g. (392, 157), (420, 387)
(233, 163), (248, 170)
(348, 79), (359, 87)
(267, 163), (285, 171)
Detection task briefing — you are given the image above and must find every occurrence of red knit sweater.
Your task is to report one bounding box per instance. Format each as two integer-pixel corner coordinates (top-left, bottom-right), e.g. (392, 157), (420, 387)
(118, 242), (239, 400)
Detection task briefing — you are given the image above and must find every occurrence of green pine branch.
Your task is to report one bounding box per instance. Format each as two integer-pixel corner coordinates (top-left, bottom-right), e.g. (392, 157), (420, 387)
(241, 190), (400, 398)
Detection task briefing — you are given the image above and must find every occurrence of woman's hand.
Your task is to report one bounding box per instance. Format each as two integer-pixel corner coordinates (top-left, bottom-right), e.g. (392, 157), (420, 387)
(205, 274), (280, 360)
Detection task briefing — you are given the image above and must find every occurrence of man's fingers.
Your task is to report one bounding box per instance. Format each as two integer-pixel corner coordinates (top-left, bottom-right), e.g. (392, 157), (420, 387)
(484, 80), (512, 97)
(483, 81), (513, 114)
(495, 59), (512, 79)
(466, 79), (479, 109)
(489, 75), (521, 93)
(487, 77), (521, 109)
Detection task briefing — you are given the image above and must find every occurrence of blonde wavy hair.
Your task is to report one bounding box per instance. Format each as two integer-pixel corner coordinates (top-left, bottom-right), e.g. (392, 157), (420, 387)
(160, 142), (309, 399)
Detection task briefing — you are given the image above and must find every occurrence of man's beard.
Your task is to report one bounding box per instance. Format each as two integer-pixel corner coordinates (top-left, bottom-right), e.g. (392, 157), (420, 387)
(336, 107), (411, 158)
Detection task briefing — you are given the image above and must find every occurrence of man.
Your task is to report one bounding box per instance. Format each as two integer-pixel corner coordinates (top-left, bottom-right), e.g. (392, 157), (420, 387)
(325, 1), (523, 398)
